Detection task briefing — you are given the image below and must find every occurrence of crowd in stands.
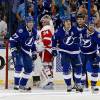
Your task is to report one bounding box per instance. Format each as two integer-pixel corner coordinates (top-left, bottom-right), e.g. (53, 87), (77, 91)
(0, 0), (100, 37)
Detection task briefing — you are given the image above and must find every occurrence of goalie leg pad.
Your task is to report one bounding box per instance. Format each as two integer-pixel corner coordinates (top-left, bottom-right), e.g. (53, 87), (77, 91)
(42, 65), (52, 79)
(40, 65), (53, 88)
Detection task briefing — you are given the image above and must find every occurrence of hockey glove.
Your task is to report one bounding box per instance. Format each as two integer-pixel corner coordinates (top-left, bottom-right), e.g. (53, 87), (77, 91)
(11, 47), (17, 57)
(52, 50), (57, 57)
(32, 52), (37, 61)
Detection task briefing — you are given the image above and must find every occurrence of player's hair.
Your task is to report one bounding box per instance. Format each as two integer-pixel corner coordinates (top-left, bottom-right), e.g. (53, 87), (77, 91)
(76, 13), (85, 19)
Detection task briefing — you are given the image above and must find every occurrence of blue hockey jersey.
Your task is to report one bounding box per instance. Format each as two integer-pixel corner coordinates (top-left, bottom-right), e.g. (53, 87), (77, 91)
(80, 29), (100, 54)
(52, 26), (81, 54)
(9, 26), (37, 55)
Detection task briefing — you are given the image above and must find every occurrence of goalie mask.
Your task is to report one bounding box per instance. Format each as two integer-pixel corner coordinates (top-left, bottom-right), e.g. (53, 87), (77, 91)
(40, 14), (51, 26)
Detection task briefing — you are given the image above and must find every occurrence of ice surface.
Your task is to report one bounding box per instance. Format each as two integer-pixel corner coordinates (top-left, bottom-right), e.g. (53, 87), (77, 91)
(0, 84), (100, 100)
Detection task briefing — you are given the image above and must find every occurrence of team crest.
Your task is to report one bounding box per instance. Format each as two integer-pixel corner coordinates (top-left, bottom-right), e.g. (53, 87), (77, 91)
(63, 36), (74, 45)
(18, 29), (23, 33)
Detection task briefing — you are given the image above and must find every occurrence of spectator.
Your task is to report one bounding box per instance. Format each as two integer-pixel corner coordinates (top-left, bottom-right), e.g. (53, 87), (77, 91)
(0, 14), (7, 38)
(9, 0), (21, 34)
(16, 0), (33, 25)
(90, 0), (100, 21)
(0, 14), (7, 47)
(95, 19), (100, 32)
(70, 4), (78, 26)
(62, 0), (70, 16)
(78, 4), (88, 23)
(51, 4), (62, 31)
(37, 0), (51, 17)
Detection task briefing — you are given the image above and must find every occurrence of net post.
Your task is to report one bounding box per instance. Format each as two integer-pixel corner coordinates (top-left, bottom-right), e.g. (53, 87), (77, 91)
(5, 40), (9, 89)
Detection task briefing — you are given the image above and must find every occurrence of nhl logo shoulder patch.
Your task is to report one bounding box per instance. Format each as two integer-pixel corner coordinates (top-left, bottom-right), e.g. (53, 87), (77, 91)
(18, 29), (23, 33)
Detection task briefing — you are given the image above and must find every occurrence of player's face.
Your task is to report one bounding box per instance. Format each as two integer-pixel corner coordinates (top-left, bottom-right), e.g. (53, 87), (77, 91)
(77, 18), (85, 27)
(88, 24), (95, 33)
(26, 21), (34, 30)
(64, 20), (71, 30)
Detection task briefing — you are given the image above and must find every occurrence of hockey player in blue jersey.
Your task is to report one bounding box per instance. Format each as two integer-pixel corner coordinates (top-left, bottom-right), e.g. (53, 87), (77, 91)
(80, 20), (100, 93)
(52, 16), (83, 92)
(9, 16), (37, 91)
(73, 13), (89, 90)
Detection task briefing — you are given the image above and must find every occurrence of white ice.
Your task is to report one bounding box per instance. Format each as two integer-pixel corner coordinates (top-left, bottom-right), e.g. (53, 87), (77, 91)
(0, 84), (100, 100)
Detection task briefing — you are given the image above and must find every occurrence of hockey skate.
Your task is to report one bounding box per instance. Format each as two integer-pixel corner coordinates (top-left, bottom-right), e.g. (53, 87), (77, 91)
(81, 84), (89, 92)
(75, 84), (83, 92)
(42, 82), (54, 90)
(67, 85), (72, 92)
(19, 86), (31, 92)
(91, 86), (99, 94)
(14, 86), (19, 90)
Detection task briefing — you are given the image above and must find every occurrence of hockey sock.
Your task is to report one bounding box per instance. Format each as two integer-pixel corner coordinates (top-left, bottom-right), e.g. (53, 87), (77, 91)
(91, 73), (98, 86)
(64, 79), (71, 86)
(74, 65), (82, 84)
(19, 72), (31, 87)
(91, 65), (99, 86)
(14, 77), (20, 86)
(74, 72), (82, 85)
(81, 74), (86, 85)
(14, 71), (21, 86)
(63, 74), (71, 86)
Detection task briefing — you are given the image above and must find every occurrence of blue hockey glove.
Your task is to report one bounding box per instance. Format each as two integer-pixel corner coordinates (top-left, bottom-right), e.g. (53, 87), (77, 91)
(52, 50), (57, 57)
(32, 52), (37, 61)
(11, 47), (17, 57)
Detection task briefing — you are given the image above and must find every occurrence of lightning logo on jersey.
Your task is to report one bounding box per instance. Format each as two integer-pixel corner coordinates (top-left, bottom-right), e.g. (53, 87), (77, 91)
(81, 39), (91, 48)
(63, 36), (74, 45)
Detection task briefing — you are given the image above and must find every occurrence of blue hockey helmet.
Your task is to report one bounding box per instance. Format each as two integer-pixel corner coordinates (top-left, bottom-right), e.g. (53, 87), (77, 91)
(25, 16), (33, 23)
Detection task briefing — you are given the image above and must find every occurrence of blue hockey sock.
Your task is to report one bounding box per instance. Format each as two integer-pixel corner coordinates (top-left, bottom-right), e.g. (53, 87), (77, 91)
(74, 73), (81, 84)
(74, 65), (82, 84)
(14, 77), (20, 86)
(14, 71), (21, 86)
(64, 79), (71, 86)
(81, 74), (86, 85)
(19, 78), (28, 87)
(19, 73), (31, 87)
(91, 73), (98, 86)
(63, 74), (71, 86)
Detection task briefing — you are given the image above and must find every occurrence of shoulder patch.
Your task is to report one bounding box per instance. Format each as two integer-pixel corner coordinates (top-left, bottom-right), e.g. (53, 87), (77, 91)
(98, 34), (100, 38)
(18, 29), (23, 33)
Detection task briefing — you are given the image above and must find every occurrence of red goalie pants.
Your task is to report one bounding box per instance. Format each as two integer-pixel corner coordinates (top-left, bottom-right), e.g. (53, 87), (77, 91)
(39, 49), (53, 63)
